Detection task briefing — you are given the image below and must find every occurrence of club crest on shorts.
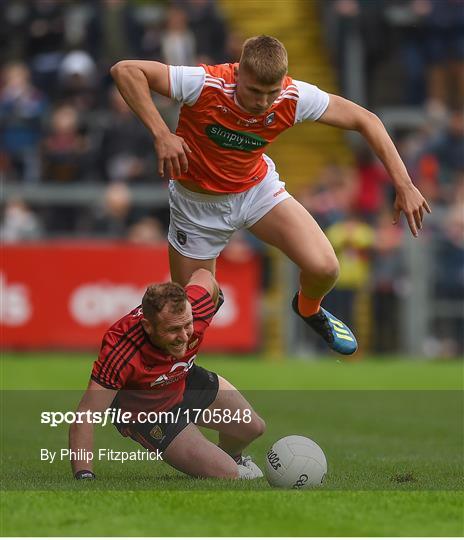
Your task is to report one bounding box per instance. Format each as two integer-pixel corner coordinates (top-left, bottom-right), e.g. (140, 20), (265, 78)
(150, 425), (164, 440)
(176, 230), (187, 245)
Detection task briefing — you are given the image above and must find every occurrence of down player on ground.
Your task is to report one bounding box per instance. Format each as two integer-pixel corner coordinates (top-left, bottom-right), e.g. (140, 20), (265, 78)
(69, 269), (264, 480)
(111, 35), (431, 355)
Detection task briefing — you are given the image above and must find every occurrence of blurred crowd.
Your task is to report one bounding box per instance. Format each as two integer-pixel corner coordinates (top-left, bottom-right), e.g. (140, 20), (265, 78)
(0, 0), (234, 237)
(1, 0), (462, 355)
(295, 128), (463, 355)
(316, 0), (464, 355)
(323, 0), (464, 111)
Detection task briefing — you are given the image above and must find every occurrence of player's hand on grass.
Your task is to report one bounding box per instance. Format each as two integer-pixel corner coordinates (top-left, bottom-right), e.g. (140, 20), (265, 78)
(393, 183), (431, 237)
(74, 470), (96, 480)
(154, 132), (192, 179)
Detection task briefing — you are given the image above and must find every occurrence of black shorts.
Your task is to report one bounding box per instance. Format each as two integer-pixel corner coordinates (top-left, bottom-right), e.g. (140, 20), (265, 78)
(114, 365), (219, 452)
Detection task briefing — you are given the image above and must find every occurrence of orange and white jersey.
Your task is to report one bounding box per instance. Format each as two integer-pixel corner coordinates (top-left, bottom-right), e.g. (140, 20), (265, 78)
(168, 63), (329, 193)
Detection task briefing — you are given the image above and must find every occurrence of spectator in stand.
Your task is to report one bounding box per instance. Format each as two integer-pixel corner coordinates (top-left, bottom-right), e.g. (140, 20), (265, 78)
(0, 62), (47, 183)
(324, 212), (375, 335)
(1, 1), (29, 64)
(98, 85), (157, 184)
(127, 216), (165, 244)
(425, 0), (464, 110)
(419, 108), (464, 191)
(371, 205), (405, 353)
(293, 194), (371, 354)
(57, 50), (99, 112)
(83, 182), (139, 239)
(0, 198), (43, 243)
(25, 0), (66, 95)
(97, 0), (135, 66)
(413, 154), (442, 211)
(297, 164), (358, 230)
(393, 126), (444, 210)
(40, 104), (95, 234)
(131, 2), (166, 60)
(176, 0), (228, 64)
(62, 1), (101, 63)
(161, 6), (197, 66)
(62, 0), (141, 85)
(322, 0), (387, 104)
(41, 104), (93, 183)
(397, 0), (464, 110)
(353, 144), (390, 223)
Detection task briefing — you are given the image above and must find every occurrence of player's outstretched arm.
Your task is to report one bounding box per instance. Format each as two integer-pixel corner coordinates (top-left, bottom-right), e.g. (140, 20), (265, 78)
(317, 94), (431, 237)
(68, 379), (117, 479)
(110, 60), (191, 178)
(187, 269), (220, 307)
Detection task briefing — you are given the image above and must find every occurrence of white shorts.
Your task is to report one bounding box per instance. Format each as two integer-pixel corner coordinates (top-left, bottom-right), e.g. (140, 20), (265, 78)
(168, 156), (292, 259)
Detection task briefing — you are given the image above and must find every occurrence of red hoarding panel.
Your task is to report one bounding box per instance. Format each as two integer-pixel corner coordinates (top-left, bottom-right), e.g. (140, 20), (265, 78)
(1, 243), (259, 351)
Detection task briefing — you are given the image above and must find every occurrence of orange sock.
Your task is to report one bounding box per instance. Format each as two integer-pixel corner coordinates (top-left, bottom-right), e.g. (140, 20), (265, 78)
(298, 290), (322, 317)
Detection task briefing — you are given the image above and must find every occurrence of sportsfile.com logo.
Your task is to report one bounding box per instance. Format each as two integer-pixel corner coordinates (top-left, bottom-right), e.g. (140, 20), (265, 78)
(40, 408), (183, 428)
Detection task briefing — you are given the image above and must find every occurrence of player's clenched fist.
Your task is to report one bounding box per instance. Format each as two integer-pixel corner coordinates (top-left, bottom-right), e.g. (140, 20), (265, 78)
(154, 133), (192, 179)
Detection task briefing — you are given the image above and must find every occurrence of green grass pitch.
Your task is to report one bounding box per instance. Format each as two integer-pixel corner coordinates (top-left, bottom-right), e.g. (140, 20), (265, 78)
(1, 353), (463, 536)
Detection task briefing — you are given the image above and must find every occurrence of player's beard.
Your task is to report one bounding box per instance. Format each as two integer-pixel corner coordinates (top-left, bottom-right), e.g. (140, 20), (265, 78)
(167, 342), (188, 358)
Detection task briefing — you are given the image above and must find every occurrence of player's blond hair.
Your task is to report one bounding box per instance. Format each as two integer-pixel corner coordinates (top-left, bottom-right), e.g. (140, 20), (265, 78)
(239, 35), (288, 84)
(142, 283), (187, 320)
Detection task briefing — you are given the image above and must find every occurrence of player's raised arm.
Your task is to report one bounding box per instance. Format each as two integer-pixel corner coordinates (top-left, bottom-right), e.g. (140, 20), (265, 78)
(317, 94), (431, 237)
(68, 379), (117, 479)
(110, 60), (191, 178)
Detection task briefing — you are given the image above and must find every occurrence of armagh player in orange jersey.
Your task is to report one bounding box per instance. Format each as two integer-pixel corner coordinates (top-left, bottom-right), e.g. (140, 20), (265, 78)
(111, 35), (431, 355)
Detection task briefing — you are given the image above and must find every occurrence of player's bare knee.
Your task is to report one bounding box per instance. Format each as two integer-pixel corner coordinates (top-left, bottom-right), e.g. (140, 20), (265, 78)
(323, 255), (340, 282)
(305, 254), (339, 285)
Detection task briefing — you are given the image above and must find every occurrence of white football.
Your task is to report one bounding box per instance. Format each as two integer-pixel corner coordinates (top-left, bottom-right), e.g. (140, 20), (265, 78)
(264, 435), (327, 489)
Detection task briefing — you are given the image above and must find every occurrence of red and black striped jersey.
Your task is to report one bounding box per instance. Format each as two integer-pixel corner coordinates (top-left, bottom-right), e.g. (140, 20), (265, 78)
(91, 285), (216, 411)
